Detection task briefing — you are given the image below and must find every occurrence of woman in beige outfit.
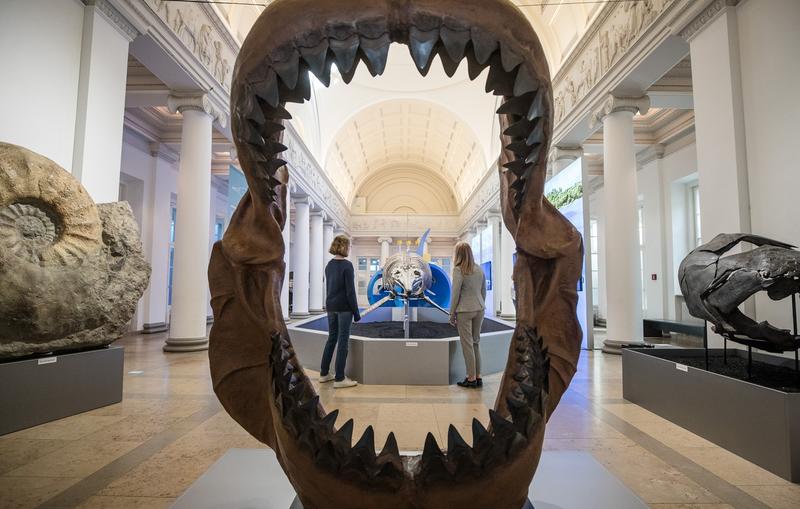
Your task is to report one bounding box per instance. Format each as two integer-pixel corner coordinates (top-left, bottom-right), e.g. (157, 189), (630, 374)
(449, 242), (486, 388)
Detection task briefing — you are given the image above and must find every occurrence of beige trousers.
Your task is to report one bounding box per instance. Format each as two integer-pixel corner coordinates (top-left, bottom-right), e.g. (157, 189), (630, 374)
(456, 310), (483, 379)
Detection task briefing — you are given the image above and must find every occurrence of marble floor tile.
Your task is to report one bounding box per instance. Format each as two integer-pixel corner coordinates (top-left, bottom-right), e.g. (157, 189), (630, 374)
(0, 438), (71, 476)
(738, 484), (800, 509)
(678, 447), (792, 487)
(1, 414), (127, 441)
(6, 438), (141, 478)
(75, 495), (176, 508)
(0, 476), (80, 509)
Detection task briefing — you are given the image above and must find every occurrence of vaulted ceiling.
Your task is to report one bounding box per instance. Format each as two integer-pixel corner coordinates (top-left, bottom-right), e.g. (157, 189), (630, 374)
(210, 0), (605, 208)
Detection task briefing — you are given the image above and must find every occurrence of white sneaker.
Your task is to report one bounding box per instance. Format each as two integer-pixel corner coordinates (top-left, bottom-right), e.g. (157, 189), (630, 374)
(319, 374), (335, 383)
(333, 378), (358, 389)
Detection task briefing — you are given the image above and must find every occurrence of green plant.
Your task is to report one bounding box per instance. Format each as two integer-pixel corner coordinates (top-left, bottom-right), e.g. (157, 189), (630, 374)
(545, 182), (583, 209)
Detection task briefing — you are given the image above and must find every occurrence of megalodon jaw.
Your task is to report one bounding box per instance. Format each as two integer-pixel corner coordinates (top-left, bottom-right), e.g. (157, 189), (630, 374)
(208, 1), (584, 508)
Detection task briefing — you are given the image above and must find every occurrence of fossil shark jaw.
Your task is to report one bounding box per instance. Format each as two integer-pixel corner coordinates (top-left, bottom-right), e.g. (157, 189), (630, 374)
(210, 1), (583, 508)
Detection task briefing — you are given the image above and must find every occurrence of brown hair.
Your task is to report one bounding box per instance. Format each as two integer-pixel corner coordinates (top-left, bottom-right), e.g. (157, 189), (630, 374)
(329, 235), (350, 257)
(453, 241), (476, 275)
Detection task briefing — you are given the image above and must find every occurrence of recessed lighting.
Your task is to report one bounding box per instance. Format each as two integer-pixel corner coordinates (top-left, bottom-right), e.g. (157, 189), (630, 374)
(128, 370), (144, 375)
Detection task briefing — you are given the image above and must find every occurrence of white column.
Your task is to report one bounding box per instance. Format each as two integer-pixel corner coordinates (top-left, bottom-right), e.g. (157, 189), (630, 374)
(378, 237), (393, 265)
(309, 211), (325, 314)
(685, 2), (751, 238)
(281, 200), (292, 320)
(488, 213), (502, 316)
(592, 95), (649, 352)
(323, 222), (335, 268)
(142, 144), (172, 333)
(164, 94), (216, 352)
(72, 1), (137, 203)
(684, 2), (752, 347)
(499, 220), (516, 320)
(292, 198), (311, 317)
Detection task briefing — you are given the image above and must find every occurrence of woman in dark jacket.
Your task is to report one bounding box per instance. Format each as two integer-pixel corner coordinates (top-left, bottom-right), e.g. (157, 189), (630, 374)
(319, 235), (360, 388)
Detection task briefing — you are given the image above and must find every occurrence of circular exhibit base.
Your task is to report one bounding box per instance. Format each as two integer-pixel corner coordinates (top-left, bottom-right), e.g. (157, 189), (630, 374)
(290, 496), (534, 508)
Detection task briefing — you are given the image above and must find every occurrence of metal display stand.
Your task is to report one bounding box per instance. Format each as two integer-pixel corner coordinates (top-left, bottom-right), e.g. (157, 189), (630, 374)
(699, 292), (800, 379)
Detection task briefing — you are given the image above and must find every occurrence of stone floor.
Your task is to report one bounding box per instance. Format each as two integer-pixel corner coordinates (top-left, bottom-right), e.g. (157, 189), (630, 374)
(1, 331), (798, 509)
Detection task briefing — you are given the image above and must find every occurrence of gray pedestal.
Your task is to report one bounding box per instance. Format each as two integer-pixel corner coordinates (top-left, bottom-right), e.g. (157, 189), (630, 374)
(171, 449), (647, 509)
(288, 314), (514, 385)
(0, 346), (124, 435)
(623, 347), (800, 482)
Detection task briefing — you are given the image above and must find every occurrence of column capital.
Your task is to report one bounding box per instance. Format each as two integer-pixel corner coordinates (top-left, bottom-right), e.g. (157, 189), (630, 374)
(590, 95), (650, 129)
(168, 92), (227, 127)
(679, 0), (740, 42)
(547, 146), (583, 166)
(377, 237), (393, 244)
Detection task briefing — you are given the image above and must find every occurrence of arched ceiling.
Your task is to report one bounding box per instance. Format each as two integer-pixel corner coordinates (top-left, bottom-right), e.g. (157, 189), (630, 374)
(213, 0), (604, 207)
(326, 99), (486, 207)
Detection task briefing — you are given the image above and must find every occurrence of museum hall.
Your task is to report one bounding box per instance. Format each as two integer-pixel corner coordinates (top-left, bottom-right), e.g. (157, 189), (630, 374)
(1, 0), (799, 507)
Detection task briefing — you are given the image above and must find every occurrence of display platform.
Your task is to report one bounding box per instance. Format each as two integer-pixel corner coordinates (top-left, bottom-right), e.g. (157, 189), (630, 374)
(287, 308), (515, 385)
(623, 347), (800, 482)
(0, 345), (124, 435)
(171, 448), (648, 509)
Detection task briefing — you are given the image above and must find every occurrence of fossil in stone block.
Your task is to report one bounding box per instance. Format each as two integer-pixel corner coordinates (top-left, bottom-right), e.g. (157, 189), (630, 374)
(0, 142), (151, 359)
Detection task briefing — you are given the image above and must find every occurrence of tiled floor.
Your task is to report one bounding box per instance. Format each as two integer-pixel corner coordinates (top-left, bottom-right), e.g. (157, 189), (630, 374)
(1, 330), (798, 509)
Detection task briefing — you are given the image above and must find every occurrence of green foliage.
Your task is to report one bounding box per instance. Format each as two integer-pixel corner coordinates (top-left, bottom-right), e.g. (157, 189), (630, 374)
(545, 182), (583, 209)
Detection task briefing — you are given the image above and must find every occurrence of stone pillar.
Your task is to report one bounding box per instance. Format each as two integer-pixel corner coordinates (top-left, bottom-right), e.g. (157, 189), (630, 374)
(683, 2), (755, 346)
(591, 95), (649, 354)
(488, 213), (503, 316)
(323, 221), (335, 268)
(499, 219), (516, 320)
(72, 0), (138, 203)
(141, 143), (172, 334)
(309, 210), (324, 314)
(281, 200), (292, 320)
(164, 93), (218, 352)
(292, 198), (310, 318)
(378, 237), (393, 265)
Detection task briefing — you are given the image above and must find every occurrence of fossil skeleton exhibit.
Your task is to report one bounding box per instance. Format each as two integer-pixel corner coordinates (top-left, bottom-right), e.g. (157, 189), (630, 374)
(208, 0), (583, 507)
(679, 233), (800, 353)
(0, 142), (151, 359)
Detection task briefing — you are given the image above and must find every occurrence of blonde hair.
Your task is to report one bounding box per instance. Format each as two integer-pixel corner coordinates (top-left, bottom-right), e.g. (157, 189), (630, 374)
(329, 235), (350, 257)
(453, 241), (476, 275)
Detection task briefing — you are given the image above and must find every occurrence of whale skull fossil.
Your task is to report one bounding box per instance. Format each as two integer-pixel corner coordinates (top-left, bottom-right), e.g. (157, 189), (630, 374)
(208, 1), (583, 507)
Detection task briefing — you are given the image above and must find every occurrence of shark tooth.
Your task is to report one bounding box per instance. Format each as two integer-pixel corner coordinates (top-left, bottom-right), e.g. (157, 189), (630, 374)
(360, 34), (390, 76)
(409, 26), (440, 74)
(513, 66), (539, 96)
(329, 34), (360, 75)
(470, 27), (498, 65)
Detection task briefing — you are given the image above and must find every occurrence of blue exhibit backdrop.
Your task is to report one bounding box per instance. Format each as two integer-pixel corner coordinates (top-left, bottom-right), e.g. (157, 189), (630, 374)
(227, 165), (248, 227)
(544, 158), (593, 349)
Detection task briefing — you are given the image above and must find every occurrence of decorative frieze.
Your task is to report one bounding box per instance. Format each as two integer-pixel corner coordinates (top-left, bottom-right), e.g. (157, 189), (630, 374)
(143, 0), (235, 89)
(552, 0), (674, 126)
(283, 125), (350, 231)
(350, 214), (461, 237)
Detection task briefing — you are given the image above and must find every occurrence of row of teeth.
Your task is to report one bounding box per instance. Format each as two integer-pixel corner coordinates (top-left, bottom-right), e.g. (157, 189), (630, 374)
(234, 15), (549, 213)
(268, 326), (549, 488)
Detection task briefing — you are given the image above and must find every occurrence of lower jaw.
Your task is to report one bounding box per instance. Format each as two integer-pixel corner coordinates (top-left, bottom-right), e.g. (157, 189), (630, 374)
(209, 242), (552, 508)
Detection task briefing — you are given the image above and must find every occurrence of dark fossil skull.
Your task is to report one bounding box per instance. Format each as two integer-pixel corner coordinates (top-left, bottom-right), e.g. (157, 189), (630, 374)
(208, 1), (584, 507)
(679, 233), (800, 353)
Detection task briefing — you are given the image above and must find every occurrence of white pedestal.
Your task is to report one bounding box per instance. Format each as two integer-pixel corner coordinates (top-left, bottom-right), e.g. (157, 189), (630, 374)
(171, 449), (648, 509)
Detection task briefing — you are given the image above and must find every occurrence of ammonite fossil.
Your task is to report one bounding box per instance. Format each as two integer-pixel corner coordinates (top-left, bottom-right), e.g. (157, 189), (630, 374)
(208, 1), (583, 507)
(0, 142), (150, 358)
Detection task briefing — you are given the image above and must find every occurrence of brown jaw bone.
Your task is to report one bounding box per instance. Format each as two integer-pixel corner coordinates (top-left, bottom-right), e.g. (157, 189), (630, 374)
(209, 1), (582, 508)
